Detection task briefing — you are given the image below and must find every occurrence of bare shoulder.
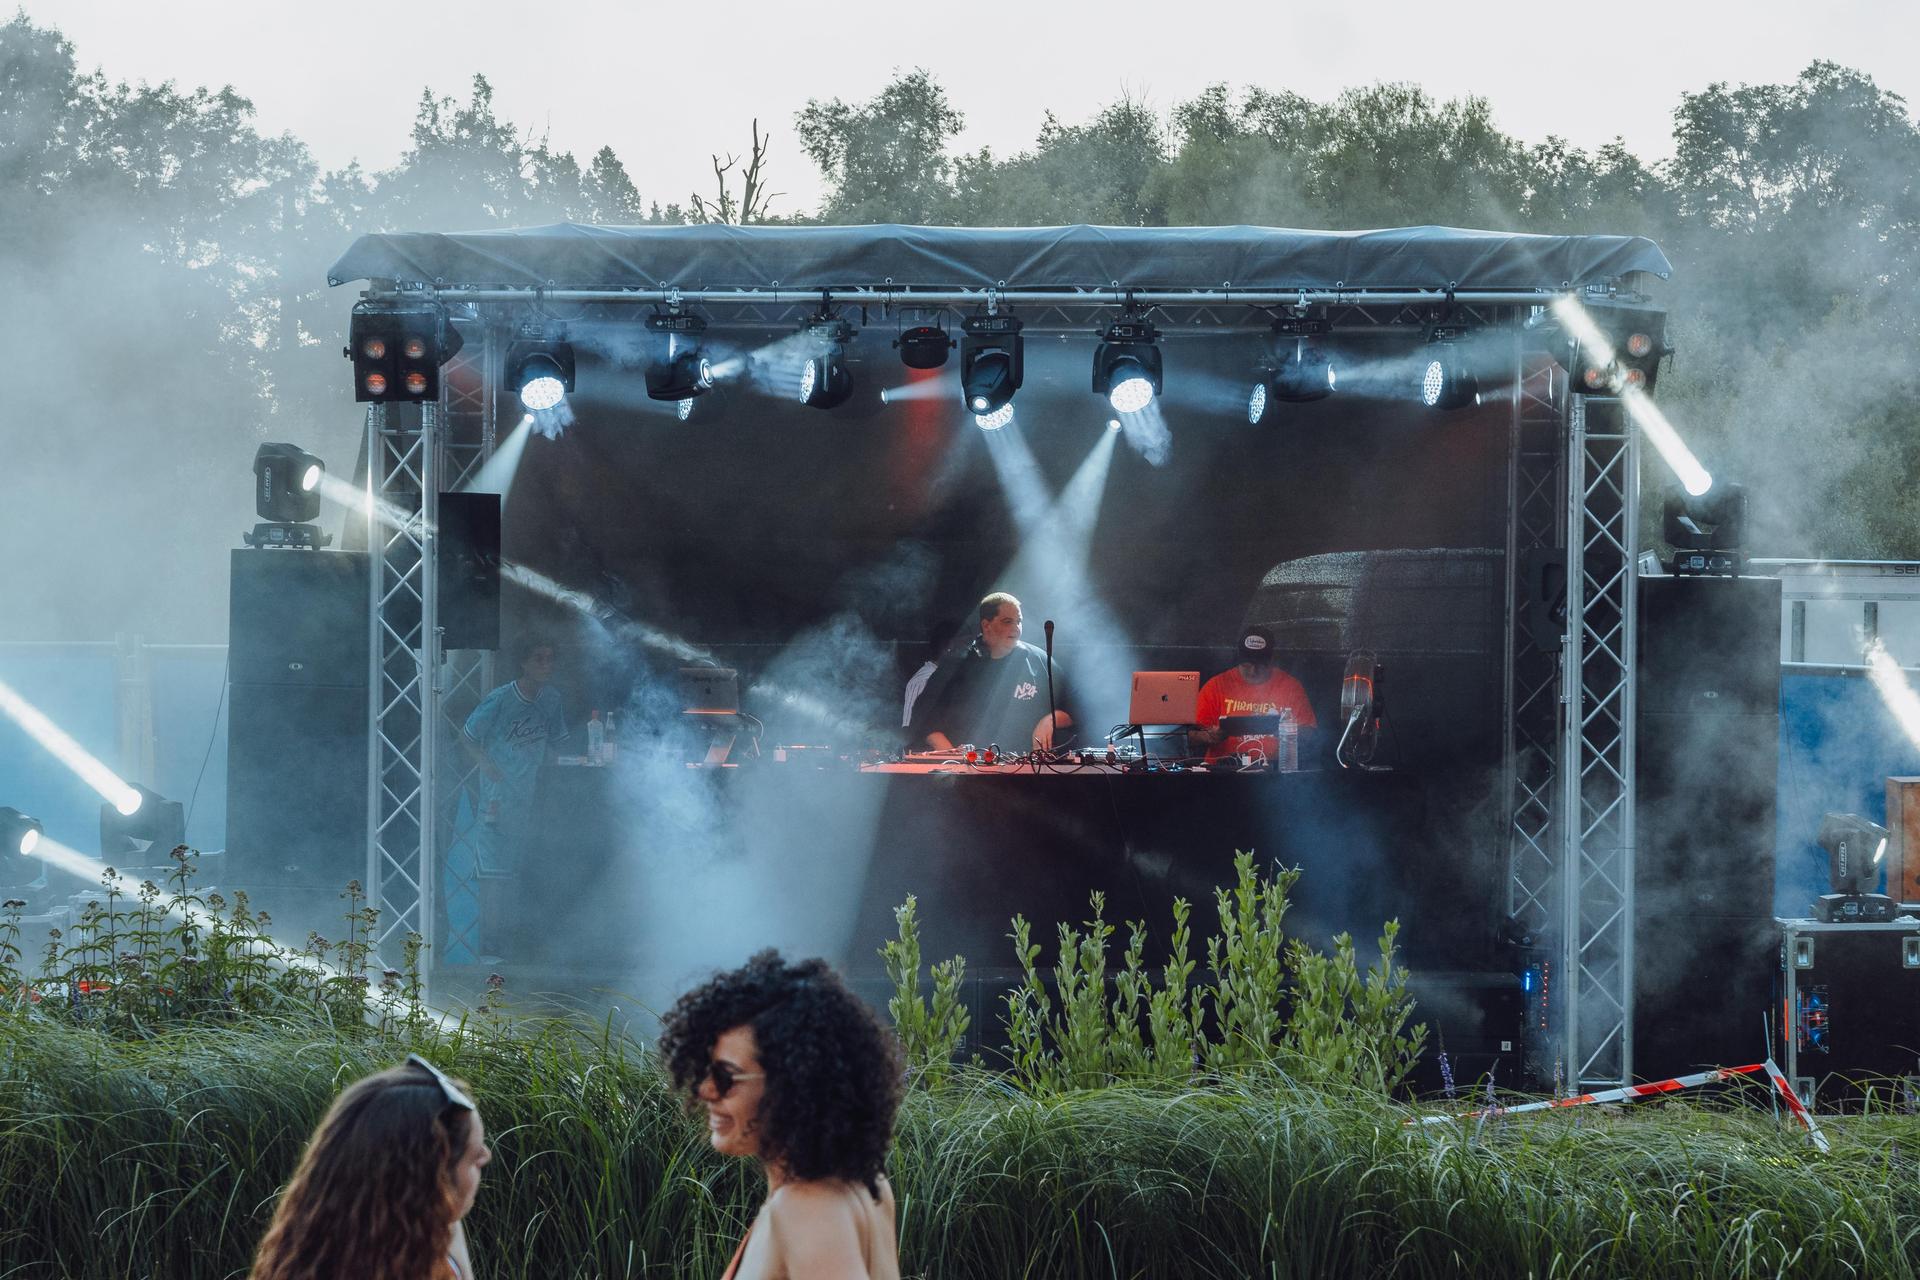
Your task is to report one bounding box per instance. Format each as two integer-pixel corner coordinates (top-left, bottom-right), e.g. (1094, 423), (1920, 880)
(765, 1179), (882, 1276)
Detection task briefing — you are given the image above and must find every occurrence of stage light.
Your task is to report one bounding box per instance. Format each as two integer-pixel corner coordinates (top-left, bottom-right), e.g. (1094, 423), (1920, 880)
(1107, 418), (1122, 432)
(1419, 326), (1478, 410)
(0, 807), (43, 891)
(1247, 382), (1268, 425)
(895, 324), (954, 370)
(797, 316), (856, 409)
(644, 313), (715, 402)
(1257, 321), (1337, 415)
(961, 315), (1024, 416)
(677, 397), (694, 422)
(346, 303), (462, 403)
(1092, 314), (1162, 413)
(1, 808), (42, 858)
(251, 443), (324, 523)
(1817, 812), (1895, 921)
(506, 330), (576, 413)
(975, 403), (1014, 430)
(1566, 297), (1669, 395)
(1663, 481), (1745, 574)
(100, 784), (185, 860)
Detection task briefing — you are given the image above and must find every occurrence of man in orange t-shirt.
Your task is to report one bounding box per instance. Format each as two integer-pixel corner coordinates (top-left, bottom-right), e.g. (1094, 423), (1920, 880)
(1190, 625), (1317, 766)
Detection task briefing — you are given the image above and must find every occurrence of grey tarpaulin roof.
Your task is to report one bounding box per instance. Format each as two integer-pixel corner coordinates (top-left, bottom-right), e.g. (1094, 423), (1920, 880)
(328, 223), (1671, 293)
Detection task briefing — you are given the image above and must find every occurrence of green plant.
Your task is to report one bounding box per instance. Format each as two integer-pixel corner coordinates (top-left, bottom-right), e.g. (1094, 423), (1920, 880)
(881, 895), (970, 1088)
(999, 851), (1423, 1094)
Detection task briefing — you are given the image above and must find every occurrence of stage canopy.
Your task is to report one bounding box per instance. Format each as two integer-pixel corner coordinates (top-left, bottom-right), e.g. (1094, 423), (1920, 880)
(329, 223), (1671, 296)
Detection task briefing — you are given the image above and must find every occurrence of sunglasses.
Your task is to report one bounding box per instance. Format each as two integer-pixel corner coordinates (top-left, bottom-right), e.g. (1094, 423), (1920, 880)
(703, 1060), (765, 1098)
(407, 1054), (477, 1112)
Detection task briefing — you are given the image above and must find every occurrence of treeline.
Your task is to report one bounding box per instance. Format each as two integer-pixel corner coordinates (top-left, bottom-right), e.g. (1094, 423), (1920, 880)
(4, 13), (1919, 640)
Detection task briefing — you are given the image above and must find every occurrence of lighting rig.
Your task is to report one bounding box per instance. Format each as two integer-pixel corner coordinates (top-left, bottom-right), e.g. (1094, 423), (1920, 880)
(1816, 813), (1897, 922)
(1419, 323), (1479, 410)
(962, 313), (1023, 429)
(894, 323), (954, 370)
(0, 806), (43, 894)
(243, 442), (329, 549)
(346, 302), (463, 403)
(505, 324), (576, 413)
(1249, 317), (1336, 424)
(1093, 309), (1161, 414)
(797, 313), (857, 409)
(1662, 482), (1746, 575)
(644, 311), (715, 403)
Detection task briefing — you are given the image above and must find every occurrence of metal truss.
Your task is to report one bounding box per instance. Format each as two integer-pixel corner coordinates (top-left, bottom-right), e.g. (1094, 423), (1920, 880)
(367, 321), (500, 978)
(366, 401), (439, 986)
(408, 289), (1537, 338)
(1559, 396), (1640, 1088)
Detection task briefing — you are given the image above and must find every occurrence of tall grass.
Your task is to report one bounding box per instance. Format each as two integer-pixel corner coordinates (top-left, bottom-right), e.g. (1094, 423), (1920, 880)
(4, 1016), (1917, 1279)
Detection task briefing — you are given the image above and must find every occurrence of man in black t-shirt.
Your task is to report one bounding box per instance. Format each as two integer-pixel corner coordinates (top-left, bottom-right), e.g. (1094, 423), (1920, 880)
(913, 592), (1074, 752)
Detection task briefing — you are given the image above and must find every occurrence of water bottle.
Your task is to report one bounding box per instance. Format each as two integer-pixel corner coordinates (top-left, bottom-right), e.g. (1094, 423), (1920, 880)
(1276, 709), (1298, 773)
(586, 710), (605, 762)
(603, 711), (618, 762)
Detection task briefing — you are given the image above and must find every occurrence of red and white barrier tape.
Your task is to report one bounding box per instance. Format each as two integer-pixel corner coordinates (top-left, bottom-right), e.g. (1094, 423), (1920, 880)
(1417, 1059), (1830, 1152)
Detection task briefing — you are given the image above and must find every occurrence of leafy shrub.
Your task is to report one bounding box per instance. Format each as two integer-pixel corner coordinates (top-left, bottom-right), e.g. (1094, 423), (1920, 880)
(997, 851), (1424, 1093)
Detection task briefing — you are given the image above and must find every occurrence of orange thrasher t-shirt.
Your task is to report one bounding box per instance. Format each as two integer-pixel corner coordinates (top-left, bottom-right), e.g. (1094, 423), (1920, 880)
(1194, 667), (1316, 763)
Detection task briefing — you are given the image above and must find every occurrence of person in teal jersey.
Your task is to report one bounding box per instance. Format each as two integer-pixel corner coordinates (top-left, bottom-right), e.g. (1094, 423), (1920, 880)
(452, 636), (567, 959)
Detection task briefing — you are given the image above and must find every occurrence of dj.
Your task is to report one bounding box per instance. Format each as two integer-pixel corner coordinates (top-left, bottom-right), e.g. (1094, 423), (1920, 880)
(1190, 625), (1317, 766)
(912, 592), (1073, 753)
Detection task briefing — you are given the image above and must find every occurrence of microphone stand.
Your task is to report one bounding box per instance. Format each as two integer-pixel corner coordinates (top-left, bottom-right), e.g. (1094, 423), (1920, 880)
(1043, 619), (1057, 762)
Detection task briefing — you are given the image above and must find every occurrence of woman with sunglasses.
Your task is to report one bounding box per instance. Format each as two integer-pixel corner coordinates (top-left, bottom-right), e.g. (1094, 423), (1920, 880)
(249, 1055), (493, 1280)
(660, 950), (905, 1280)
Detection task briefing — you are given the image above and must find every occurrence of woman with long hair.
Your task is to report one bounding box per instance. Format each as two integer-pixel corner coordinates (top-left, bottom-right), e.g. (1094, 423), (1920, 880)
(660, 950), (906, 1280)
(249, 1055), (492, 1280)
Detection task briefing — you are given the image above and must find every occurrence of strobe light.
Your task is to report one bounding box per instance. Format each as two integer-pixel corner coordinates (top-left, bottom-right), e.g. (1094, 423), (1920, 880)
(1816, 812), (1896, 921)
(644, 313), (714, 402)
(895, 324), (954, 370)
(798, 317), (856, 409)
(346, 302), (463, 403)
(244, 442), (331, 549)
(1093, 314), (1161, 413)
(961, 315), (1023, 417)
(505, 326), (576, 413)
(1419, 325), (1478, 410)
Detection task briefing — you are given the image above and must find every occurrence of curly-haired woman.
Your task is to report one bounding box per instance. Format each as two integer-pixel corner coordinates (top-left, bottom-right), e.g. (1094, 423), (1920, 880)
(660, 950), (906, 1280)
(249, 1055), (492, 1280)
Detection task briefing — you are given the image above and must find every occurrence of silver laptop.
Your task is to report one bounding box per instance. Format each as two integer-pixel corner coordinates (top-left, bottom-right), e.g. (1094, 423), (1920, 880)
(679, 667), (740, 715)
(1129, 671), (1200, 725)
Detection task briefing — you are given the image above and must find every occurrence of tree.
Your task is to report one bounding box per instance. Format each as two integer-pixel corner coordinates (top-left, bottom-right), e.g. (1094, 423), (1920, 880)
(796, 69), (963, 223)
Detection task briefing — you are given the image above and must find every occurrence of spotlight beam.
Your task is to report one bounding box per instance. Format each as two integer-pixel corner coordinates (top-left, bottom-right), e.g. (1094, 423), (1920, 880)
(1554, 296), (1711, 496)
(0, 679), (141, 815)
(1866, 638), (1920, 756)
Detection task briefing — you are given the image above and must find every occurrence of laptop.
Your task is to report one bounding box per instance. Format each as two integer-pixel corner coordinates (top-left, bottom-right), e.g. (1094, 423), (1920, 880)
(1128, 671), (1200, 725)
(679, 667), (740, 715)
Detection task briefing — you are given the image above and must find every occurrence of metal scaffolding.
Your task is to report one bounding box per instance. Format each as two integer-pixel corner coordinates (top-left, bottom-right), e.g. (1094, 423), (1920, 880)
(357, 288), (1646, 1081)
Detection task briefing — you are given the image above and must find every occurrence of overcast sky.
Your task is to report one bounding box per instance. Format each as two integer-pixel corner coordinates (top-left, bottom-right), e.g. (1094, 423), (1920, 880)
(25, 0), (1920, 219)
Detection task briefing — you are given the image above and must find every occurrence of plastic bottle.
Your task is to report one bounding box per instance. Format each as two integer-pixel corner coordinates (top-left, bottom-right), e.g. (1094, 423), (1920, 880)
(586, 710), (605, 762)
(1276, 709), (1298, 773)
(603, 711), (618, 762)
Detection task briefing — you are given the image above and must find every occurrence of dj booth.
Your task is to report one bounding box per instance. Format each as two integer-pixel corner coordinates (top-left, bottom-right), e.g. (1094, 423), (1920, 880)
(521, 758), (1501, 976)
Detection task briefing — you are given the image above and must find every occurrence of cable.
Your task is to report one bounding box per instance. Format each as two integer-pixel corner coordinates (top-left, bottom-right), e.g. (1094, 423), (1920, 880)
(183, 653), (230, 836)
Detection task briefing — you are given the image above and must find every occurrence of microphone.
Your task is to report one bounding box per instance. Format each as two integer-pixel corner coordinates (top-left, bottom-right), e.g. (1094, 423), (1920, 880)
(1043, 620), (1058, 756)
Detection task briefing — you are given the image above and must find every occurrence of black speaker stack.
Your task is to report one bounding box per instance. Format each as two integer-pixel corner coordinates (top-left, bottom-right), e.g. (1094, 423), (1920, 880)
(225, 549), (371, 893)
(1632, 574), (1782, 1080)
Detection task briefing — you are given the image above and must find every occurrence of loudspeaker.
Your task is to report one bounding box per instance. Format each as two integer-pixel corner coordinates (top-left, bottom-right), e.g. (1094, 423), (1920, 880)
(1633, 574), (1782, 1079)
(1636, 575), (1781, 717)
(228, 550), (369, 687)
(227, 549), (370, 889)
(437, 491), (500, 650)
(225, 683), (367, 889)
